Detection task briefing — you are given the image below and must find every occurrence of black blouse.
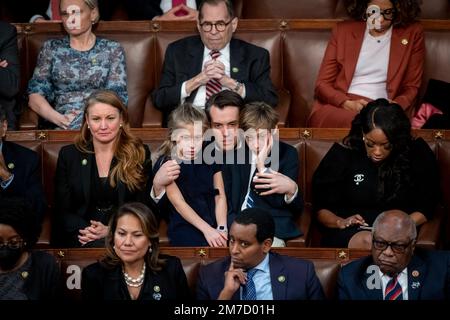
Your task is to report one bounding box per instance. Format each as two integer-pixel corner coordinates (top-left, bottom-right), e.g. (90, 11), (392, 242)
(312, 138), (440, 246)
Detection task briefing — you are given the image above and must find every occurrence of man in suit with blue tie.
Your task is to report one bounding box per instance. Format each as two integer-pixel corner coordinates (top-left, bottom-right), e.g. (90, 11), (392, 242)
(196, 208), (325, 300)
(338, 210), (450, 300)
(152, 0), (277, 120)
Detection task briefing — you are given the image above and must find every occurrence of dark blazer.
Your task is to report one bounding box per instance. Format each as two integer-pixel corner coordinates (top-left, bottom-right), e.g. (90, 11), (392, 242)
(152, 36), (278, 117)
(0, 22), (20, 129)
(196, 252), (325, 300)
(81, 254), (191, 300)
(223, 142), (303, 239)
(54, 143), (154, 247)
(23, 251), (61, 300)
(337, 249), (450, 300)
(125, 0), (202, 20)
(0, 141), (46, 225)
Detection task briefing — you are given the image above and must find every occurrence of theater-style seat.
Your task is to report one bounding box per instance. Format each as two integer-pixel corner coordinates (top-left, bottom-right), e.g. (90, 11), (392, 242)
(46, 247), (361, 300)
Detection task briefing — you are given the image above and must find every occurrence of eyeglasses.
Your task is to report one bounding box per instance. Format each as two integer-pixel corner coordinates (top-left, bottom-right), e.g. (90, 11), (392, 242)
(0, 239), (24, 250)
(366, 8), (396, 21)
(199, 20), (232, 32)
(372, 238), (414, 254)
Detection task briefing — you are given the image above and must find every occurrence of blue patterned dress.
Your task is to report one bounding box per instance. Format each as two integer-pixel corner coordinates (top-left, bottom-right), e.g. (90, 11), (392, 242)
(27, 37), (128, 129)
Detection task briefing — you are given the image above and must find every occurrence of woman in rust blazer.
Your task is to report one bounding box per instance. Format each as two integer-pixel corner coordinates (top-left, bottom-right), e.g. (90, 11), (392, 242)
(308, 0), (424, 128)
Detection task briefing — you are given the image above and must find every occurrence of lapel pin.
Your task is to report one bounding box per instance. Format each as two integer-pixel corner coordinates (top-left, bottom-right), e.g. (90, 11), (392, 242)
(412, 270), (419, 277)
(81, 159), (87, 166)
(277, 275), (286, 283)
(232, 67), (239, 73)
(153, 285), (162, 300)
(411, 281), (420, 289)
(401, 38), (408, 45)
(7, 163), (14, 170)
(21, 271), (29, 279)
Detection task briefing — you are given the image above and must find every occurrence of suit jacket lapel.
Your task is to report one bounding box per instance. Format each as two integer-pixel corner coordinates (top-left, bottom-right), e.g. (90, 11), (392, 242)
(230, 38), (245, 81)
(187, 37), (206, 102)
(407, 255), (426, 300)
(81, 151), (93, 205)
(2, 142), (14, 174)
(345, 25), (365, 85)
(269, 253), (287, 300)
(387, 26), (408, 85)
(361, 258), (383, 300)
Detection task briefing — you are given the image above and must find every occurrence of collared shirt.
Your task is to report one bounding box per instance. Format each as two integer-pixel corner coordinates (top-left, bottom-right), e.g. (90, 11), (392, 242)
(240, 253), (273, 300)
(379, 267), (409, 300)
(0, 142), (14, 189)
(240, 152), (298, 211)
(181, 43), (246, 108)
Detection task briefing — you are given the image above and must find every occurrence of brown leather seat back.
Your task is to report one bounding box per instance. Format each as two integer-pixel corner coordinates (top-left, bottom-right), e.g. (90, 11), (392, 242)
(240, 0), (339, 19)
(98, 31), (156, 127)
(233, 30), (282, 89)
(421, 30), (450, 103)
(41, 141), (71, 208)
(283, 29), (331, 126)
(311, 259), (341, 300)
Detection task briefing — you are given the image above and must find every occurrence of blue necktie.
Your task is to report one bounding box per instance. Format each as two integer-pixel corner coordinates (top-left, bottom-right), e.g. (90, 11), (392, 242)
(246, 191), (255, 208)
(384, 274), (403, 300)
(242, 269), (258, 300)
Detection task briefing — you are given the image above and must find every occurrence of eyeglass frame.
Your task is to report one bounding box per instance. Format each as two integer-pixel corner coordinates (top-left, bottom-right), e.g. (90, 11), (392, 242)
(199, 19), (233, 32)
(365, 7), (397, 21)
(0, 239), (25, 250)
(372, 238), (415, 254)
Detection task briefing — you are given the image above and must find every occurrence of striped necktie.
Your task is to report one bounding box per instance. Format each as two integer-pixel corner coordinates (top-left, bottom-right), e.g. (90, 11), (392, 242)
(205, 50), (222, 101)
(242, 269), (258, 300)
(384, 274), (403, 300)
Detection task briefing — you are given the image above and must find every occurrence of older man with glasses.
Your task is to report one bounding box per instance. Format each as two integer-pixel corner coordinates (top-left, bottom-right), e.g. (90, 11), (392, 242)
(337, 210), (450, 300)
(152, 0), (277, 122)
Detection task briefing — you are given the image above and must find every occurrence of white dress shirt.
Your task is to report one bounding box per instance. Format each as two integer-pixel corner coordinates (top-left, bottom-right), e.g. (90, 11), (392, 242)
(379, 268), (409, 300)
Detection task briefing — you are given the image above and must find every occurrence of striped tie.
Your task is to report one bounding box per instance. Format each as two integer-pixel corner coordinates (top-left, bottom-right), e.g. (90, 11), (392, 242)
(242, 269), (258, 300)
(384, 274), (403, 300)
(205, 50), (222, 101)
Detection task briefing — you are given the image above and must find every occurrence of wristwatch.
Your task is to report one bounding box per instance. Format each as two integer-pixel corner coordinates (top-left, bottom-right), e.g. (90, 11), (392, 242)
(233, 81), (243, 92)
(217, 225), (228, 233)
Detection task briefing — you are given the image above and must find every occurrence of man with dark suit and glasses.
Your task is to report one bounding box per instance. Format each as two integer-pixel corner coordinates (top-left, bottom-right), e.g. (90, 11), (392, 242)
(152, 0), (277, 120)
(337, 209), (450, 300)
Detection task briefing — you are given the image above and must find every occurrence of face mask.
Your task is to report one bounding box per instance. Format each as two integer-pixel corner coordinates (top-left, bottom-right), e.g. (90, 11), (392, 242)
(0, 247), (23, 271)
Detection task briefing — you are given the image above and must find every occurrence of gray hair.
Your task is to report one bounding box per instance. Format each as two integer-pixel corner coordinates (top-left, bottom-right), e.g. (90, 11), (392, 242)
(372, 210), (417, 240)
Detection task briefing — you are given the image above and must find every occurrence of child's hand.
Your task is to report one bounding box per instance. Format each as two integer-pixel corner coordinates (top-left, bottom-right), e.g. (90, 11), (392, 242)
(204, 227), (227, 247)
(256, 132), (273, 172)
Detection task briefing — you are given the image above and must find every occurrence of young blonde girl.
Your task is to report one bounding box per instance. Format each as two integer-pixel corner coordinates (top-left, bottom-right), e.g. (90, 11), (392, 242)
(154, 103), (228, 247)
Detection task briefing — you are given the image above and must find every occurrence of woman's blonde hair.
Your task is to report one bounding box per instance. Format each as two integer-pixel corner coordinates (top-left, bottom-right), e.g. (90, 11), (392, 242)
(75, 90), (147, 192)
(158, 103), (208, 158)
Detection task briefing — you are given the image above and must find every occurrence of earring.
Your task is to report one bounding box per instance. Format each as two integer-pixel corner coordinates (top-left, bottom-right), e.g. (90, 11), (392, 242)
(120, 123), (123, 128)
(87, 125), (90, 129)
(148, 247), (152, 253)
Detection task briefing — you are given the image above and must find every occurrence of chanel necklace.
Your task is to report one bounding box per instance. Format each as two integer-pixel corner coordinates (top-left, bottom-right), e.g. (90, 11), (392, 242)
(123, 263), (146, 287)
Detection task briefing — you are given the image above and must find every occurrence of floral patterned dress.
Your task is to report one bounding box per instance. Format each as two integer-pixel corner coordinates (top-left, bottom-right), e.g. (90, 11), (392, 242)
(27, 36), (128, 129)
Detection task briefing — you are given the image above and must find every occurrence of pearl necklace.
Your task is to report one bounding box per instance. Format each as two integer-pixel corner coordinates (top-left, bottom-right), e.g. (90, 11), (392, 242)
(123, 264), (146, 287)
